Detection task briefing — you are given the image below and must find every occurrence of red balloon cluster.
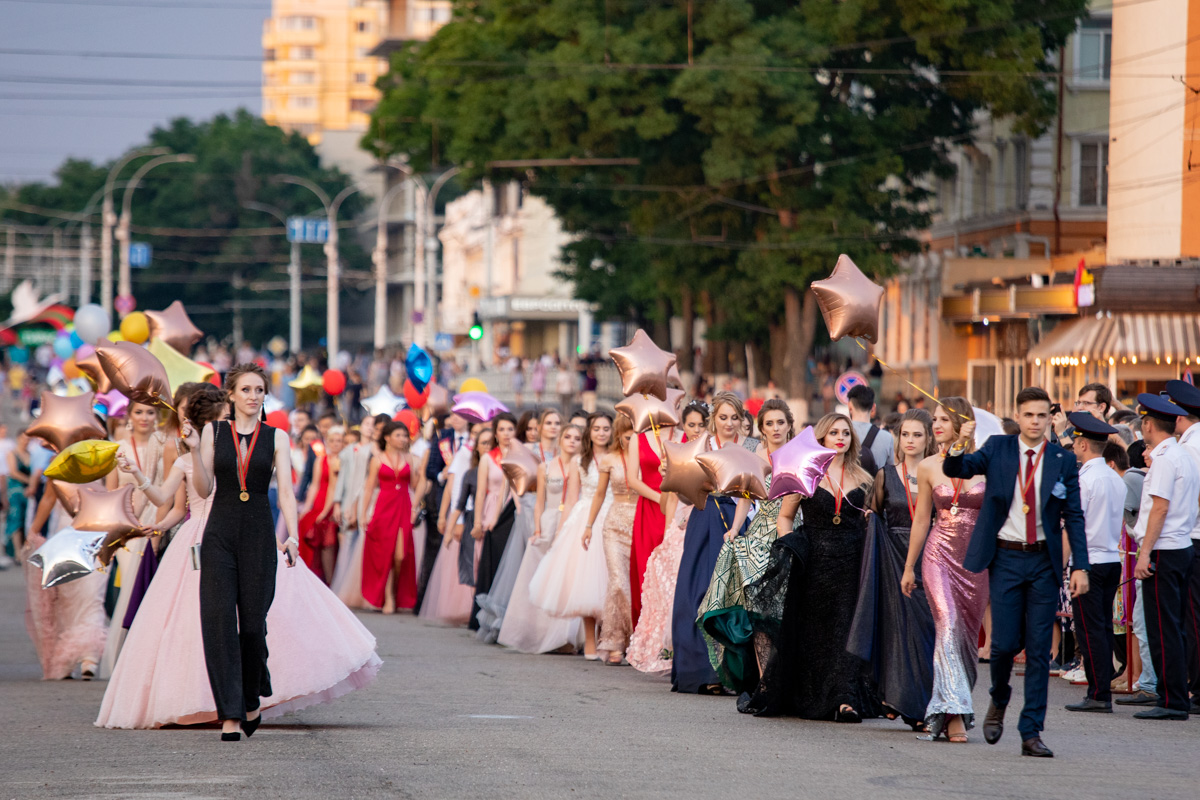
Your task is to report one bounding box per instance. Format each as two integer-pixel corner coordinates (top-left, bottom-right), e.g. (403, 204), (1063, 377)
(404, 379), (431, 409)
(322, 369), (346, 396)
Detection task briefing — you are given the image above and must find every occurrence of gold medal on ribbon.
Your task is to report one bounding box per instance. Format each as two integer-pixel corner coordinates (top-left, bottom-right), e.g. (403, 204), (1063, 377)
(231, 420), (262, 503)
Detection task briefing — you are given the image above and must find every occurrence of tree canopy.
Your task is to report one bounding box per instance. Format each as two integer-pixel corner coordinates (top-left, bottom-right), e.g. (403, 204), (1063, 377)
(366, 0), (1088, 392)
(2, 110), (368, 347)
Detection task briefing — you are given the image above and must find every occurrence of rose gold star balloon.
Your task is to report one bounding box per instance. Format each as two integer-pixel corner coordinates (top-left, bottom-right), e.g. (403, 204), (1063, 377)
(811, 254), (885, 343)
(76, 350), (113, 394)
(500, 442), (541, 496)
(660, 436), (713, 509)
(698, 444), (771, 500)
(145, 300), (203, 353)
(616, 388), (684, 433)
(96, 341), (173, 410)
(609, 328), (676, 401)
(72, 484), (141, 566)
(427, 383), (451, 416)
(667, 363), (683, 390)
(51, 480), (82, 516)
(27, 391), (106, 452)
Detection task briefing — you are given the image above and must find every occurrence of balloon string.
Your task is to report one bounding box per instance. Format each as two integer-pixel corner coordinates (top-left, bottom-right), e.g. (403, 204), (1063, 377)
(853, 338), (971, 422)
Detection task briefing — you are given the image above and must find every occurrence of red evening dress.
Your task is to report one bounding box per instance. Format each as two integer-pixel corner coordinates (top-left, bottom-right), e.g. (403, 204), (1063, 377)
(298, 456), (338, 583)
(362, 460), (416, 609)
(630, 432), (666, 628)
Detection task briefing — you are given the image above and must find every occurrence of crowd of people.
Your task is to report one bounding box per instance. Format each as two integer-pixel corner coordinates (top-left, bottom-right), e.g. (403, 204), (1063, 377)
(4, 348), (1198, 754)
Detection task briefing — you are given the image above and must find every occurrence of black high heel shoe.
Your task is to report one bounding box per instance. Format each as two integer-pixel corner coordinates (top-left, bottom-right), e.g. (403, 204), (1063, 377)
(221, 731), (242, 742)
(834, 705), (862, 723)
(242, 713), (261, 738)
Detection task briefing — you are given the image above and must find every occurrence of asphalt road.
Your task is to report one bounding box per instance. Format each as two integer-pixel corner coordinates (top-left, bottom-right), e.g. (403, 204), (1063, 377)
(1, 565), (1196, 800)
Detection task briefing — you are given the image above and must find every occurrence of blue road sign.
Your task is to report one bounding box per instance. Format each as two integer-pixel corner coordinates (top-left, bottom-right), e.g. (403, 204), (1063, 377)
(286, 217), (329, 244)
(433, 332), (454, 352)
(128, 242), (152, 268)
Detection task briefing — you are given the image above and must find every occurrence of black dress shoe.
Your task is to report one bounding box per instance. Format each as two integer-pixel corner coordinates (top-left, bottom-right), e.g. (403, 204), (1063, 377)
(982, 701), (1005, 745)
(1190, 700), (1200, 714)
(1065, 698), (1113, 713)
(1021, 737), (1054, 758)
(1132, 707), (1189, 720)
(242, 713), (261, 738)
(1115, 690), (1159, 705)
(220, 731), (242, 742)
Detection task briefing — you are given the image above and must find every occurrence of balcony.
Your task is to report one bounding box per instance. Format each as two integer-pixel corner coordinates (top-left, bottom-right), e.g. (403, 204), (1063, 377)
(263, 16), (324, 48)
(942, 284), (1077, 322)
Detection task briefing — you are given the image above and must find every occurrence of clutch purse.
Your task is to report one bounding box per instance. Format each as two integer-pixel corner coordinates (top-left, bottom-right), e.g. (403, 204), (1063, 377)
(190, 543), (202, 571)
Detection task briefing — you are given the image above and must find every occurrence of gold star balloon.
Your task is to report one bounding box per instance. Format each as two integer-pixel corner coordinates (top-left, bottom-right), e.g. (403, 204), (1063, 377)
(616, 388), (684, 434)
(697, 444), (771, 500)
(660, 436), (713, 509)
(146, 337), (215, 394)
(500, 442), (541, 497)
(44, 440), (120, 484)
(96, 341), (173, 410)
(609, 328), (676, 401)
(811, 254), (885, 343)
(27, 391), (106, 453)
(145, 300), (203, 353)
(288, 364), (323, 406)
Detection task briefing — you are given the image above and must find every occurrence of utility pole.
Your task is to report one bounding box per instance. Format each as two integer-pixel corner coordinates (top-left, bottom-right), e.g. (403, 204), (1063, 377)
(116, 153), (195, 317)
(373, 165), (415, 352)
(289, 239), (301, 353)
(422, 166), (461, 348)
(100, 146), (168, 317)
(3, 228), (13, 292)
(79, 224), (93, 306)
(53, 229), (66, 300)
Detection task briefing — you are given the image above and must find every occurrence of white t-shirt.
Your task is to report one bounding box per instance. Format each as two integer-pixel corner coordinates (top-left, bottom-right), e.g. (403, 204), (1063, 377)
(1133, 437), (1200, 550)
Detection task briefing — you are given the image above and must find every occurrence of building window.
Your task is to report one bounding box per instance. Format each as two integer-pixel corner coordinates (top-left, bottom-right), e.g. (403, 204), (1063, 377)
(291, 71), (316, 85)
(1078, 141), (1109, 206)
(350, 98), (374, 112)
(290, 95), (317, 109)
(356, 21), (370, 33)
(1075, 20), (1112, 82)
(355, 47), (370, 59)
(354, 72), (369, 83)
(292, 46), (315, 60)
(265, 48), (276, 61)
(280, 15), (317, 31)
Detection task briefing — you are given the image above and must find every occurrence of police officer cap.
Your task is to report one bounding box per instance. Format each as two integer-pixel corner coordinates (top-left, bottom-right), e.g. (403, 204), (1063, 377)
(1137, 392), (1187, 423)
(1164, 379), (1200, 416)
(1067, 411), (1117, 442)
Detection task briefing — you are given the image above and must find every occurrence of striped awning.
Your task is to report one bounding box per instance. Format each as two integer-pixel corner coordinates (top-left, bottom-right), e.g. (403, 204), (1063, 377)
(1027, 313), (1200, 365)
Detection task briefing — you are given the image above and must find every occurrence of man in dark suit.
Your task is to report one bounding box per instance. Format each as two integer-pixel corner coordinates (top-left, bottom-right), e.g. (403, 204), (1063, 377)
(943, 386), (1090, 758)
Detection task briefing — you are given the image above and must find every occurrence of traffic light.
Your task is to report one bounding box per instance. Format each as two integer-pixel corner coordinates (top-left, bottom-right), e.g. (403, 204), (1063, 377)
(468, 313), (483, 341)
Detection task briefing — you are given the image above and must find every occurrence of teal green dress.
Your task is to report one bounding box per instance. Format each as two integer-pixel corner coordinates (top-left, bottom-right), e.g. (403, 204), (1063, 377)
(698, 472), (787, 692)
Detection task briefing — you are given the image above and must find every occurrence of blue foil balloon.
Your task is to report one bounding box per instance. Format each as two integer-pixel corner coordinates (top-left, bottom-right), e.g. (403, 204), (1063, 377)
(405, 343), (433, 394)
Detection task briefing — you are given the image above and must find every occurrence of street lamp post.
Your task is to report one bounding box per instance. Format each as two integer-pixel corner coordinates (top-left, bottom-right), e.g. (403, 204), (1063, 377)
(275, 175), (361, 360)
(116, 153), (195, 317)
(421, 166), (461, 348)
(373, 165), (414, 351)
(242, 200), (301, 352)
(100, 147), (168, 317)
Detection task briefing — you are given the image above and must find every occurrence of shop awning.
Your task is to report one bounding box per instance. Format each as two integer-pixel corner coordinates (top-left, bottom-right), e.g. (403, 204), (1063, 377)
(1027, 313), (1200, 365)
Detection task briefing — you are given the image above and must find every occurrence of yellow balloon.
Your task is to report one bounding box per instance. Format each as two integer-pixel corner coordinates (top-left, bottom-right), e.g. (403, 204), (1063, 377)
(107, 331), (125, 343)
(8, 366), (26, 390)
(459, 378), (488, 394)
(44, 440), (120, 484)
(146, 337), (216, 394)
(119, 312), (150, 345)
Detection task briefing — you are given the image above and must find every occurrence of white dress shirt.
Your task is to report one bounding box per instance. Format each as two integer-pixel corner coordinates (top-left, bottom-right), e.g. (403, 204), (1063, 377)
(1077, 457), (1125, 564)
(998, 439), (1046, 543)
(1132, 436), (1200, 551)
(1175, 423), (1200, 540)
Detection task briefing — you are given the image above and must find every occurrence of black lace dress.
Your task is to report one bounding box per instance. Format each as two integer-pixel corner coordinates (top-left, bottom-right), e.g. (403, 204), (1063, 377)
(846, 467), (936, 723)
(740, 485), (882, 720)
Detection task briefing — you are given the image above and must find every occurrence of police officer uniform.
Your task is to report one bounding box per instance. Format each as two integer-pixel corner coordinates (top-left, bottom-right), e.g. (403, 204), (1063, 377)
(1065, 412), (1126, 712)
(1164, 379), (1200, 712)
(1132, 394), (1199, 719)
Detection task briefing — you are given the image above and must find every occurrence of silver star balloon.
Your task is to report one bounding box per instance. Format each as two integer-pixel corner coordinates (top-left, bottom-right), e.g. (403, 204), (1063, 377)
(361, 385), (406, 417)
(27, 527), (105, 588)
(263, 394), (286, 414)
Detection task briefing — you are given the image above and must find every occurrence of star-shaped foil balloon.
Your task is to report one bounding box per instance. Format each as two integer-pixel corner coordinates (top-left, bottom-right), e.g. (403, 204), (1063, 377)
(146, 337), (215, 393)
(27, 390), (106, 452)
(51, 480), (82, 515)
(667, 363), (684, 390)
(27, 526), (105, 588)
(96, 341), (173, 410)
(145, 300), (203, 353)
(609, 328), (676, 401)
(288, 365), (323, 406)
(76, 350), (114, 394)
(768, 426), (837, 501)
(811, 254), (885, 344)
(427, 383), (451, 416)
(616, 388), (684, 434)
(71, 484), (142, 567)
(44, 440), (120, 484)
(263, 394), (286, 414)
(697, 443), (771, 500)
(452, 391), (508, 424)
(660, 436), (713, 509)
(405, 343), (433, 394)
(500, 442), (541, 496)
(94, 388), (129, 419)
(360, 384), (406, 418)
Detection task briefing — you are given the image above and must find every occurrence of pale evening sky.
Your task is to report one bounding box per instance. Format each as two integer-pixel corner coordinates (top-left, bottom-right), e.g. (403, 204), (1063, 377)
(0, 0), (270, 185)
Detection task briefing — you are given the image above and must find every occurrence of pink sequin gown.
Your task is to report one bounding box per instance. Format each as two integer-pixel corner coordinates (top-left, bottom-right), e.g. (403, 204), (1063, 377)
(95, 456), (382, 729)
(627, 502), (692, 675)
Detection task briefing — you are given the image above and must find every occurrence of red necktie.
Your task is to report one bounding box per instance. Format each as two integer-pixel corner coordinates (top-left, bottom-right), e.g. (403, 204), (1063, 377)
(1024, 448), (1038, 544)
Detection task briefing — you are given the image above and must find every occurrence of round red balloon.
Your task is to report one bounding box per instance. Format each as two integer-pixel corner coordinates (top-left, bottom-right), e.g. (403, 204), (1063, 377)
(404, 378), (431, 409)
(393, 408), (420, 438)
(322, 369), (347, 396)
(196, 361), (221, 387)
(266, 409), (290, 433)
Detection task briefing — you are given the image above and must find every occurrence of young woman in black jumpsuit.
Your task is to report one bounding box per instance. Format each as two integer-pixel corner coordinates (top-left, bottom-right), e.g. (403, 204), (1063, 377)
(185, 364), (300, 741)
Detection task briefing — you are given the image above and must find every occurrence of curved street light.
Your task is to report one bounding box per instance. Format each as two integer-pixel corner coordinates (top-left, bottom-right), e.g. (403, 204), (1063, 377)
(100, 146), (168, 316)
(116, 153), (196, 317)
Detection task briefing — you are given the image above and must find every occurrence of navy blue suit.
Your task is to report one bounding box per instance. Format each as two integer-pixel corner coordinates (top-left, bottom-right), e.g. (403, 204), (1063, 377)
(943, 435), (1089, 741)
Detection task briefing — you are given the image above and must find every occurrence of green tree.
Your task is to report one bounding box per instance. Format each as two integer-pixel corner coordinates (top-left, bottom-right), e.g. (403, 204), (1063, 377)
(2, 110), (368, 348)
(367, 0), (1087, 395)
